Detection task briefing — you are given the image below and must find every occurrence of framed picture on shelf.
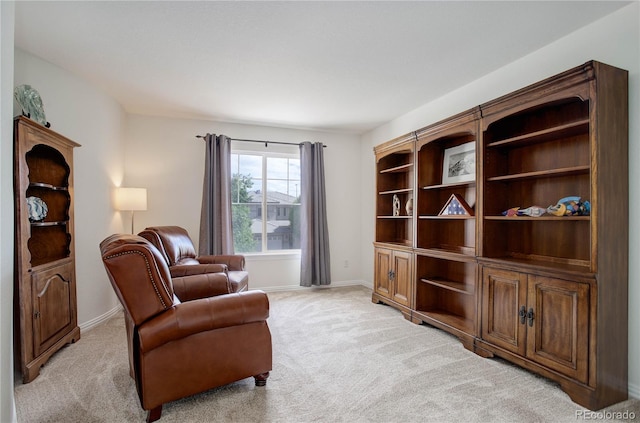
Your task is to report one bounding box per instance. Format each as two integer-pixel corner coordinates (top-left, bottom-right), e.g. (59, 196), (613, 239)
(442, 142), (475, 184)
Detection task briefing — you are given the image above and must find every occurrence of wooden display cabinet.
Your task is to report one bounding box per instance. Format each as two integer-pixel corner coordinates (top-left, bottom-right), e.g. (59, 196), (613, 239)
(14, 116), (81, 383)
(415, 108), (479, 257)
(371, 60), (628, 411)
(411, 109), (480, 349)
(480, 96), (591, 271)
(372, 133), (416, 316)
(476, 61), (627, 410)
(374, 134), (415, 247)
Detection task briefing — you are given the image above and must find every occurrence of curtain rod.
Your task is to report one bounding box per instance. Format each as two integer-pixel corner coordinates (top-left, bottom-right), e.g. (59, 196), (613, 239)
(196, 134), (326, 148)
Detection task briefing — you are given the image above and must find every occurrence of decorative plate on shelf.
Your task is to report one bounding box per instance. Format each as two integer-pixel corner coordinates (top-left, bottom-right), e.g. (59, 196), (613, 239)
(14, 84), (50, 128)
(27, 196), (48, 222)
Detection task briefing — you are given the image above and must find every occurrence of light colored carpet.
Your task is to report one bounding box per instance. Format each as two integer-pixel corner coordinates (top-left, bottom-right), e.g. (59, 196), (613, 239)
(14, 285), (639, 422)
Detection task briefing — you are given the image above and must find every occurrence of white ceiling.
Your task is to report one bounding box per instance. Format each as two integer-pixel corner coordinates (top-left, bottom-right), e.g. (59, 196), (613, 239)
(14, 1), (630, 134)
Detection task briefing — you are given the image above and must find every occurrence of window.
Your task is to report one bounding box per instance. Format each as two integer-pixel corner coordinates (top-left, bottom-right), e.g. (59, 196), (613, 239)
(231, 151), (301, 253)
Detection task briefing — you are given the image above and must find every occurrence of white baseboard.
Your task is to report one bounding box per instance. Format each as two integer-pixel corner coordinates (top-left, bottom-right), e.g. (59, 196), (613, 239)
(629, 381), (640, 399)
(79, 304), (122, 332)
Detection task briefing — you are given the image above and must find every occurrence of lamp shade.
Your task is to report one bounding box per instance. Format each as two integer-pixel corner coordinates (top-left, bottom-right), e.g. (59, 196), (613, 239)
(115, 187), (147, 211)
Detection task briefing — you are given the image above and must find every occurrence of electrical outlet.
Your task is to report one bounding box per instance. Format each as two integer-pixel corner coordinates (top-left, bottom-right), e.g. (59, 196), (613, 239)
(344, 260), (349, 268)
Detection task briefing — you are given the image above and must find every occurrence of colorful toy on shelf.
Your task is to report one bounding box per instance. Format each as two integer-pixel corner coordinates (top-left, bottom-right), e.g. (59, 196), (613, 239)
(517, 206), (547, 217)
(501, 206), (547, 217)
(547, 196), (590, 216)
(501, 207), (520, 217)
(547, 203), (567, 216)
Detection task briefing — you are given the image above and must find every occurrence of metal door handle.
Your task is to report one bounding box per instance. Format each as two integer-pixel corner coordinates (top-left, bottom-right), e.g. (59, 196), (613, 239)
(527, 308), (535, 327)
(519, 306), (526, 324)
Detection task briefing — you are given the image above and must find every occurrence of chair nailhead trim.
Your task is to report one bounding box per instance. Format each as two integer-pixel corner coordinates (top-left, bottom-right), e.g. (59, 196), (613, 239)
(104, 250), (170, 309)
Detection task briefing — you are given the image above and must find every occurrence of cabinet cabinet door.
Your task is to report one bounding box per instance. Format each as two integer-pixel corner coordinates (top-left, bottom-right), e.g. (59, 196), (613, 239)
(526, 275), (589, 383)
(31, 261), (75, 356)
(481, 267), (527, 355)
(374, 248), (392, 299)
(391, 250), (412, 307)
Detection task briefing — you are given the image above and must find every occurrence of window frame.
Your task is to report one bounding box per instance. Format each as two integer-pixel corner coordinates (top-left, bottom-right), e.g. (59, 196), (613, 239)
(230, 148), (301, 255)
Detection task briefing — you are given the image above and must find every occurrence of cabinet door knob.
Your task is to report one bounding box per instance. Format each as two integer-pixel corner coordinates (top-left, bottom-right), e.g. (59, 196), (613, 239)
(519, 305), (526, 324)
(527, 308), (535, 327)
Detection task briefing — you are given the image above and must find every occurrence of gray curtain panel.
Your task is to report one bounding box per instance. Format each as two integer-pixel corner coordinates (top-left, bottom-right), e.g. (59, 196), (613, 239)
(299, 141), (331, 286)
(199, 134), (234, 255)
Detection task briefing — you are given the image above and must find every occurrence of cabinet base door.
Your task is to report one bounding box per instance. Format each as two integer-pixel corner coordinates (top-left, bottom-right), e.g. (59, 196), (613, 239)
(481, 267), (527, 355)
(526, 275), (589, 383)
(32, 260), (76, 357)
(374, 248), (392, 299)
(391, 250), (412, 307)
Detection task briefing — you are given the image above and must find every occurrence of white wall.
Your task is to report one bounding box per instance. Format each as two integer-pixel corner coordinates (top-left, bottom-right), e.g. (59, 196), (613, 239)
(359, 2), (640, 397)
(13, 49), (126, 327)
(1, 3), (16, 422)
(125, 115), (365, 290)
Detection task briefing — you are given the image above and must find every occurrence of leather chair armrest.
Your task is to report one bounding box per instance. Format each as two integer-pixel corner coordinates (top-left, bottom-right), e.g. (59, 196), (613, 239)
(138, 291), (269, 352)
(169, 263), (227, 278)
(172, 273), (232, 301)
(197, 255), (245, 271)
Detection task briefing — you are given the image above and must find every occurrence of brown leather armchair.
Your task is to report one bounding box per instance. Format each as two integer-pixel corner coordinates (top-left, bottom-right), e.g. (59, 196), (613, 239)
(138, 226), (249, 292)
(100, 234), (271, 422)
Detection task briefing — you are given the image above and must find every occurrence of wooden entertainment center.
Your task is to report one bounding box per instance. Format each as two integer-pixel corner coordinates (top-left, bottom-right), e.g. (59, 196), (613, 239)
(372, 61), (628, 410)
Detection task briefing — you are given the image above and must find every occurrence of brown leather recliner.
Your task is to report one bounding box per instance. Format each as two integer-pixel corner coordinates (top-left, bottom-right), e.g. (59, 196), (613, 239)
(100, 234), (271, 423)
(138, 226), (249, 292)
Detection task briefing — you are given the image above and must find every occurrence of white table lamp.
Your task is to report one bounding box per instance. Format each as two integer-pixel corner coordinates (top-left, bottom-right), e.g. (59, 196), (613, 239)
(115, 187), (147, 234)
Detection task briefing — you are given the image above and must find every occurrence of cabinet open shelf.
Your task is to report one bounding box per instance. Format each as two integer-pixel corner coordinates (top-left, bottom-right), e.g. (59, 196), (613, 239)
(417, 246), (476, 257)
(375, 135), (415, 245)
(29, 182), (68, 191)
(487, 119), (589, 148)
(23, 144), (73, 265)
(31, 221), (68, 227)
(415, 116), (478, 260)
(413, 310), (475, 335)
(422, 181), (476, 191)
(420, 278), (474, 295)
(415, 253), (477, 335)
(419, 215), (474, 220)
(480, 255), (591, 274)
(482, 218), (590, 269)
(485, 215), (589, 221)
(487, 165), (590, 182)
(379, 188), (412, 195)
(380, 163), (413, 174)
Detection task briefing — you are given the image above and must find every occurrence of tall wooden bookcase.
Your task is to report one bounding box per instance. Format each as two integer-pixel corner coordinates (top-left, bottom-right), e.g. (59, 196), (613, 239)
(372, 133), (416, 319)
(412, 108), (480, 351)
(14, 116), (81, 383)
(371, 61), (628, 410)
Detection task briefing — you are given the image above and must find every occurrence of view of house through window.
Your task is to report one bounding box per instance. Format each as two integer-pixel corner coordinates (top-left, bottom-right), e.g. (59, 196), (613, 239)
(231, 152), (301, 253)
